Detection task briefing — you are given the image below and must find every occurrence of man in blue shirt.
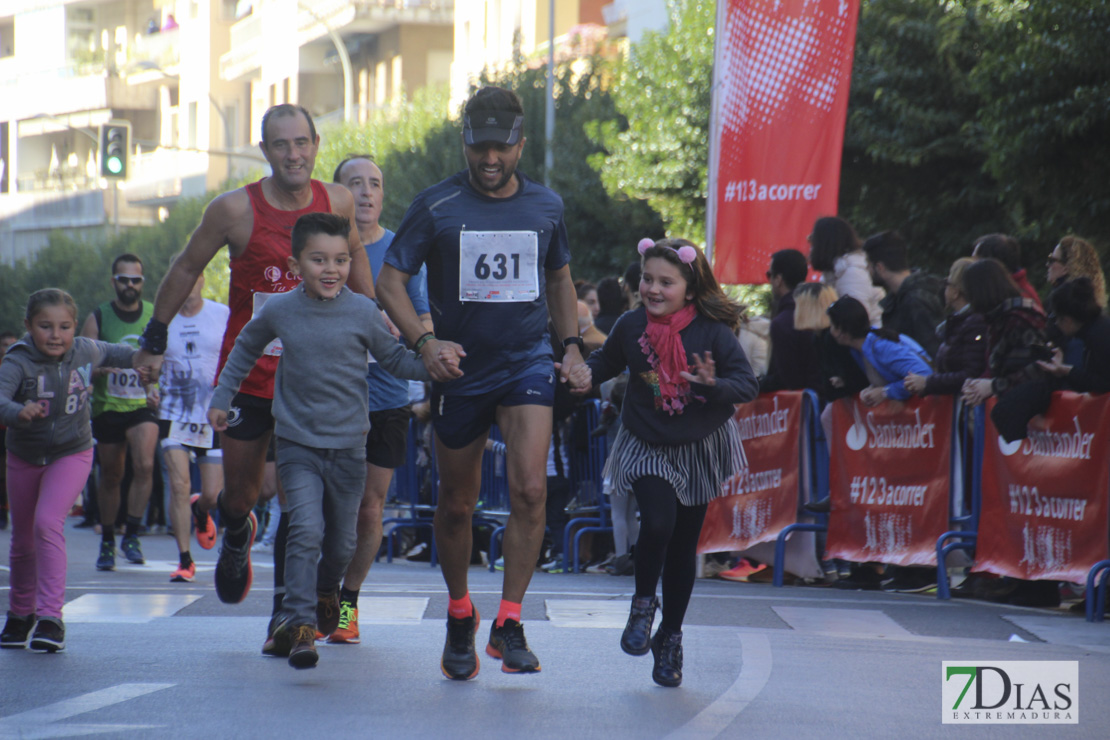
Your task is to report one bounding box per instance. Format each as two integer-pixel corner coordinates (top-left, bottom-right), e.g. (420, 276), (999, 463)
(378, 87), (586, 680)
(319, 155), (433, 644)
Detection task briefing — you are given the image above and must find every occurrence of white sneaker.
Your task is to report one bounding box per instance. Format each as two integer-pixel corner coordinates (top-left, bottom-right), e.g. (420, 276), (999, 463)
(252, 541), (274, 554)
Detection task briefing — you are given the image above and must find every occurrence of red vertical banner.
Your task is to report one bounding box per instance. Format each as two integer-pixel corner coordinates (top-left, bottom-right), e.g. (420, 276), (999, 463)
(698, 392), (803, 553)
(707, 0), (860, 285)
(973, 393), (1110, 583)
(825, 397), (953, 566)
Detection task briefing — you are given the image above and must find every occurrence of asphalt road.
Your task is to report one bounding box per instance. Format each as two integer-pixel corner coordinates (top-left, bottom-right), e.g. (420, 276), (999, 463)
(1, 525), (1108, 739)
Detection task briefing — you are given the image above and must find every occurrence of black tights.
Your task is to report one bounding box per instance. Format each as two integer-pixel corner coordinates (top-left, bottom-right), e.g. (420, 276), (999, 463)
(631, 476), (708, 634)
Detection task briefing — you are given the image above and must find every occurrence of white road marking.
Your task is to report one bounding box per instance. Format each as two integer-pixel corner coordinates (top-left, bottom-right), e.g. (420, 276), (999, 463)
(545, 598), (628, 628)
(665, 632), (773, 740)
(359, 597), (429, 624)
(63, 593), (201, 623)
(772, 606), (913, 638)
(0, 683), (172, 739)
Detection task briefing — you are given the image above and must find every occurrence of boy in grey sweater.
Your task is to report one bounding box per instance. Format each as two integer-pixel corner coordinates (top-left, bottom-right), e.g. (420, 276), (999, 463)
(209, 212), (430, 669)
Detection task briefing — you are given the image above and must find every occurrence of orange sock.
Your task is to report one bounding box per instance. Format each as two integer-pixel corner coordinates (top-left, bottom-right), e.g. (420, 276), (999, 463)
(448, 593), (473, 619)
(495, 599), (522, 627)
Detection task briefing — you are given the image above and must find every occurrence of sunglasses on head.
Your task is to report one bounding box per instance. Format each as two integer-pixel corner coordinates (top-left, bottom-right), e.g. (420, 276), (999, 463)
(114, 275), (144, 285)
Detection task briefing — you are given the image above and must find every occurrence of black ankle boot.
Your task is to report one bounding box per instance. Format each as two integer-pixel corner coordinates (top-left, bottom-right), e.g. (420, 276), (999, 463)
(651, 628), (683, 687)
(620, 595), (659, 656)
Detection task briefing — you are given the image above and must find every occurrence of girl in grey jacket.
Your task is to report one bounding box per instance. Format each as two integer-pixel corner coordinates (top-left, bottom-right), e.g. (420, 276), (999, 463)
(0, 289), (139, 653)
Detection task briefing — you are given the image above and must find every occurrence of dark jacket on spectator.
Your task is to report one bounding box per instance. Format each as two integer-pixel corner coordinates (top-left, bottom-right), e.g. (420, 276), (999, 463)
(923, 307), (988, 396)
(880, 269), (945, 358)
(760, 292), (820, 393)
(1063, 313), (1110, 394)
(812, 329), (869, 402)
(983, 297), (1048, 396)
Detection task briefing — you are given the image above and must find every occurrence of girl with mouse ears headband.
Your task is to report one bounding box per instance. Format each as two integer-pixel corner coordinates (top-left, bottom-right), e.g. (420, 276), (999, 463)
(635, 238), (744, 331)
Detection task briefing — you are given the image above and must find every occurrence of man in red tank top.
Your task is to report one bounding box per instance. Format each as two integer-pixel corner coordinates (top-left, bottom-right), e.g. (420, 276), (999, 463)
(134, 105), (377, 616)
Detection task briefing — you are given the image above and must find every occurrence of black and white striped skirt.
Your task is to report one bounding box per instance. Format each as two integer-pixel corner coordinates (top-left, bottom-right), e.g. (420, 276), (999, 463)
(603, 418), (747, 507)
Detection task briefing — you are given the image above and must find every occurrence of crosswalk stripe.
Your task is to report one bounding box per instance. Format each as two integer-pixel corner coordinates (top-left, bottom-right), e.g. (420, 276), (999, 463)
(771, 606), (913, 638)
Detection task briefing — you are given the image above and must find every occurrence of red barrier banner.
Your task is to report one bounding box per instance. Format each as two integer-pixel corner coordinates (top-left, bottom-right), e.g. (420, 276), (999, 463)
(826, 397), (952, 566)
(973, 393), (1110, 583)
(698, 391), (803, 553)
(707, 0), (860, 285)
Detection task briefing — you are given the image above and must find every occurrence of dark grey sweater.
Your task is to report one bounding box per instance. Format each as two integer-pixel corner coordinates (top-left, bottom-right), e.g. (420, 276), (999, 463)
(211, 286), (430, 449)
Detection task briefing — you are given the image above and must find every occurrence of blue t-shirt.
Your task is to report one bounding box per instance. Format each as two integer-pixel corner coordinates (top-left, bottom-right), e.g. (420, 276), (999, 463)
(385, 170), (570, 395)
(367, 228), (430, 412)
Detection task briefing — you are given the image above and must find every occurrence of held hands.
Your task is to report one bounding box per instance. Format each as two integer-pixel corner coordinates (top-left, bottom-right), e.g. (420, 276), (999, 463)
(679, 352), (716, 386)
(420, 338), (466, 382)
(961, 378), (994, 407)
(17, 401), (46, 424)
(207, 407), (228, 432)
(859, 386), (886, 407)
(133, 349), (165, 383)
(557, 344), (591, 394)
(903, 373), (927, 396)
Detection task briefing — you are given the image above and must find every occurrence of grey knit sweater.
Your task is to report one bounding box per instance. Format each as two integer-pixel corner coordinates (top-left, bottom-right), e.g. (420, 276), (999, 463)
(210, 286), (430, 449)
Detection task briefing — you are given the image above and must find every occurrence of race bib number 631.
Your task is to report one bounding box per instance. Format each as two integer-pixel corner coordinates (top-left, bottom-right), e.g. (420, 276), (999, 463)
(458, 230), (539, 302)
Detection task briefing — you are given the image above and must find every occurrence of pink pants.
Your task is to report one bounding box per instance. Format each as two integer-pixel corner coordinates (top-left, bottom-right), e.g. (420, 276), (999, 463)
(6, 449), (94, 620)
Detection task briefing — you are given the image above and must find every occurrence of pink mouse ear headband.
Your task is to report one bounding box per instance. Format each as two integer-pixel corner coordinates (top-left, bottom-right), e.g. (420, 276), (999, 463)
(638, 238), (697, 264)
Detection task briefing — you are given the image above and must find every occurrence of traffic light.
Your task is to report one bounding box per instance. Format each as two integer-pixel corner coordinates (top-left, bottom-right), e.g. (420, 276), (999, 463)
(98, 120), (131, 179)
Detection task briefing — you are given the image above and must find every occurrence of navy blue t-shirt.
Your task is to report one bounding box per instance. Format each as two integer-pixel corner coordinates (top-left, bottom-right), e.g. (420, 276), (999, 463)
(385, 170), (570, 395)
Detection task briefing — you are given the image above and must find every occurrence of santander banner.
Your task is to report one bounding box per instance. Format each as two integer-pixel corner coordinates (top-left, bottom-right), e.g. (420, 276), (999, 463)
(708, 0), (860, 285)
(826, 397), (952, 566)
(973, 393), (1110, 583)
(698, 392), (803, 553)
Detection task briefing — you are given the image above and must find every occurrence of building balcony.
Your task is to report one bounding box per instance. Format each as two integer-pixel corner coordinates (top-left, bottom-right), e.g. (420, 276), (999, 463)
(220, 0), (453, 81)
(2, 64), (157, 121)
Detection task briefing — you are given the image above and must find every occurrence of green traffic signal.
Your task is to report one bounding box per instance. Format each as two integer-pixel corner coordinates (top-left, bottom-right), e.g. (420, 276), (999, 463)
(99, 121), (130, 180)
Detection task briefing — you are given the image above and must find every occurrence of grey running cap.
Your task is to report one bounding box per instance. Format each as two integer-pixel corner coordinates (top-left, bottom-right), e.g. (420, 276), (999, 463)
(463, 110), (524, 146)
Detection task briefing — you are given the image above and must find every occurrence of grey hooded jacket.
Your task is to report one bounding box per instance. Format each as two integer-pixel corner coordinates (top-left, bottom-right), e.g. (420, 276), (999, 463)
(0, 335), (135, 465)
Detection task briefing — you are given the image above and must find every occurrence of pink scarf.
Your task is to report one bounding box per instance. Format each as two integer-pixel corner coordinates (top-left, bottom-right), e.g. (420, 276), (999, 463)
(639, 303), (698, 415)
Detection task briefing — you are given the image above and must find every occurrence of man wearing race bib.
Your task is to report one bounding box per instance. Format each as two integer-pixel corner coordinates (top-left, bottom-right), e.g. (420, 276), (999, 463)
(377, 86), (587, 680)
(81, 254), (159, 571)
(157, 274), (229, 584)
(132, 104), (377, 624)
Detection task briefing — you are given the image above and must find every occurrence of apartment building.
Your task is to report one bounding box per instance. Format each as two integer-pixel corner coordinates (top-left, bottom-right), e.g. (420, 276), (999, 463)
(1, 0), (453, 264)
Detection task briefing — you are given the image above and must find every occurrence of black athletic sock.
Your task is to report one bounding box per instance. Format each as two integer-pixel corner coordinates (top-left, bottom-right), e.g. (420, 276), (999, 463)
(340, 587), (359, 608)
(102, 526), (115, 544)
(125, 515), (142, 538)
(180, 551), (193, 569)
(217, 493), (250, 546)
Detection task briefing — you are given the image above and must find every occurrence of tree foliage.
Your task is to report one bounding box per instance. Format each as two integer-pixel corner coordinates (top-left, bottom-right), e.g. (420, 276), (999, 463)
(595, 0), (715, 244)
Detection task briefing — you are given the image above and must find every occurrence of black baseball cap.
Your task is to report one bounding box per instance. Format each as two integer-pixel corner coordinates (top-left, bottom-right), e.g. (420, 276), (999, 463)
(463, 109), (524, 146)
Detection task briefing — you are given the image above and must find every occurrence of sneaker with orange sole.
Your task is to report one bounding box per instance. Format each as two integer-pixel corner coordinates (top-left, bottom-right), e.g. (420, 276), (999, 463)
(190, 494), (216, 550)
(327, 600), (360, 644)
(718, 559), (767, 582)
(170, 562), (196, 583)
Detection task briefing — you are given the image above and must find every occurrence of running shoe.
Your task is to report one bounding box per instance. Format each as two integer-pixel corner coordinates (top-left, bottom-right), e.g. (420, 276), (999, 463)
(190, 494), (216, 550)
(1, 612), (36, 649)
(288, 625), (319, 669)
(262, 615), (291, 657)
(718, 559), (766, 583)
(120, 534), (145, 565)
(441, 607), (480, 680)
(170, 562), (196, 583)
(29, 617), (65, 653)
(315, 589), (340, 640)
(327, 600), (360, 644)
(95, 541), (116, 571)
(486, 619), (541, 674)
(214, 512), (256, 604)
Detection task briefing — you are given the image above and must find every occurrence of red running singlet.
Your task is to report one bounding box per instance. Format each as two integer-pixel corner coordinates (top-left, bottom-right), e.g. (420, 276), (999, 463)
(215, 178), (332, 399)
